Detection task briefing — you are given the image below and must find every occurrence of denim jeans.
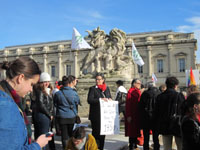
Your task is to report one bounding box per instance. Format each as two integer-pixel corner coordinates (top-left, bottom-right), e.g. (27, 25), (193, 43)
(34, 113), (51, 150)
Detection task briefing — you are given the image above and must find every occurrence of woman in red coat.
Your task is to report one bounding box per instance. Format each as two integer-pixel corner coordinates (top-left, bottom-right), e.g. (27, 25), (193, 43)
(125, 79), (141, 150)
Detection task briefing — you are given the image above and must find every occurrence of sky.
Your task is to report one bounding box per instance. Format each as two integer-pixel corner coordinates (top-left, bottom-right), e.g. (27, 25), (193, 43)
(0, 0), (200, 63)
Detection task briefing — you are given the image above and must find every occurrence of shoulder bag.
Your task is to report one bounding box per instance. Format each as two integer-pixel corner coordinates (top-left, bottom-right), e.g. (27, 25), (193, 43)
(169, 93), (181, 136)
(61, 90), (81, 124)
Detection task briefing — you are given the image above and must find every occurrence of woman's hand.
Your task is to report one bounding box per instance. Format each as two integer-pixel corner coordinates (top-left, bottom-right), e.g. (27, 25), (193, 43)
(108, 98), (112, 101)
(36, 134), (52, 148)
(101, 98), (108, 101)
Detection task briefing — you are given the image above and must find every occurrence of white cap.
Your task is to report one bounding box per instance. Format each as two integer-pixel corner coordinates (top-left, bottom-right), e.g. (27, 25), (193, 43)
(40, 72), (51, 82)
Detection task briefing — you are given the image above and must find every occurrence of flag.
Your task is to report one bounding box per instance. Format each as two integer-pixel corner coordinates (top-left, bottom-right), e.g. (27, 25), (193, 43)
(188, 67), (196, 86)
(132, 42), (144, 66)
(71, 27), (92, 50)
(152, 73), (158, 82)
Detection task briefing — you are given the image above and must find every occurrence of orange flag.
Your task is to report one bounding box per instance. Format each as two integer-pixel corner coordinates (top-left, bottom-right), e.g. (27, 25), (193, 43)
(188, 67), (196, 86)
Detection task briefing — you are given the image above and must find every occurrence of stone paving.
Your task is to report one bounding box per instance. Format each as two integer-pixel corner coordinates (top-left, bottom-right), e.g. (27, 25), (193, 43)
(32, 117), (178, 150)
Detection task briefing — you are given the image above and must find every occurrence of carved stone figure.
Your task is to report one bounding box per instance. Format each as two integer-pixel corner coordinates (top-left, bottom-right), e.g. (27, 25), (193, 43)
(80, 27), (134, 77)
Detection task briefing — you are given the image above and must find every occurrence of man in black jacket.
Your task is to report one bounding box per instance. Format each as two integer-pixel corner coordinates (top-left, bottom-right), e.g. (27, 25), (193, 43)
(153, 76), (185, 150)
(139, 81), (160, 150)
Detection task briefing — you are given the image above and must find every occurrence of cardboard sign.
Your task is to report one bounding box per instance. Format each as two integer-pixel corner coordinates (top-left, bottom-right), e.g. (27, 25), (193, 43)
(100, 99), (120, 135)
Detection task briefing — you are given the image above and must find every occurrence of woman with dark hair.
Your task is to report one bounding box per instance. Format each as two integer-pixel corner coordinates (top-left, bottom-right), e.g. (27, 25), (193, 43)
(125, 78), (141, 150)
(33, 72), (55, 150)
(87, 72), (112, 150)
(54, 75), (80, 149)
(0, 57), (51, 149)
(65, 126), (98, 150)
(181, 92), (200, 150)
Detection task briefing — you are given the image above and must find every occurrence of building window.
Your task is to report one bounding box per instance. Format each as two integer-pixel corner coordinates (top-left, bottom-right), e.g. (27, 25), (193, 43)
(157, 59), (163, 73)
(66, 65), (71, 76)
(51, 65), (56, 77)
(83, 69), (88, 75)
(138, 65), (143, 73)
(179, 58), (185, 72)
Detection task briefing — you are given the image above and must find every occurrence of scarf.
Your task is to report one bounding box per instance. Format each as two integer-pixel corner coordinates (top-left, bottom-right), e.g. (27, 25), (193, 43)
(75, 136), (86, 150)
(97, 83), (107, 92)
(3, 80), (29, 125)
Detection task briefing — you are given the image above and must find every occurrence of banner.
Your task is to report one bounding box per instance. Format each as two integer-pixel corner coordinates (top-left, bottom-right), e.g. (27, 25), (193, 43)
(132, 42), (144, 66)
(152, 73), (158, 82)
(185, 69), (199, 86)
(100, 99), (120, 135)
(71, 27), (92, 50)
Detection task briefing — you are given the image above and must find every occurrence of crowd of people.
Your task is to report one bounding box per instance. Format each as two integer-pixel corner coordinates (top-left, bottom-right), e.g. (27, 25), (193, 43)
(0, 57), (200, 150)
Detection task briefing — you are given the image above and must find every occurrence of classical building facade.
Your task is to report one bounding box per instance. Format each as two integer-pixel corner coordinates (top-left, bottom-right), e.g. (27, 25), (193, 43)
(0, 29), (198, 116)
(0, 30), (197, 86)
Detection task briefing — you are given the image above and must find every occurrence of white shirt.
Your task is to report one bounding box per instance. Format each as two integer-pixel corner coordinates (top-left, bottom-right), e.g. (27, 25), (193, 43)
(52, 88), (59, 96)
(115, 85), (127, 99)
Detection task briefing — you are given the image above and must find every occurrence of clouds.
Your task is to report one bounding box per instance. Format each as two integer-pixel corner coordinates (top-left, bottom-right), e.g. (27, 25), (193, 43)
(64, 8), (106, 27)
(177, 16), (200, 63)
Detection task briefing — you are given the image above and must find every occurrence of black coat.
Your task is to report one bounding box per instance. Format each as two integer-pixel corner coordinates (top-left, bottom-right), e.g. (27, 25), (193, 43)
(139, 87), (160, 129)
(87, 85), (112, 121)
(34, 90), (54, 119)
(181, 116), (200, 150)
(153, 88), (185, 135)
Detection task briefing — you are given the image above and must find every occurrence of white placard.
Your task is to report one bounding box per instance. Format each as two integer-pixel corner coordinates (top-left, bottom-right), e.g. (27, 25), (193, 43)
(100, 99), (120, 135)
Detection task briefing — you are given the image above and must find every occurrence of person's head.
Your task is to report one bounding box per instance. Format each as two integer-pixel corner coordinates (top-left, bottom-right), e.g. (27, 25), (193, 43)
(1, 57), (41, 97)
(58, 81), (63, 86)
(116, 80), (123, 87)
(159, 84), (167, 92)
(95, 72), (105, 85)
(181, 92), (200, 119)
(55, 81), (58, 87)
(182, 91), (187, 99)
(62, 75), (77, 88)
(131, 78), (141, 89)
(165, 76), (179, 89)
(187, 85), (199, 96)
(72, 127), (86, 146)
(39, 72), (51, 90)
(146, 81), (155, 89)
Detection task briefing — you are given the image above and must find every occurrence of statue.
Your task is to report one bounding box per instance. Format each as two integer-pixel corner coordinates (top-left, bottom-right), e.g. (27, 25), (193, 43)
(80, 27), (134, 78)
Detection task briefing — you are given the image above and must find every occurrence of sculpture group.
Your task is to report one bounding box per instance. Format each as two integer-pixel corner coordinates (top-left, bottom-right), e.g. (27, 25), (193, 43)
(80, 27), (134, 77)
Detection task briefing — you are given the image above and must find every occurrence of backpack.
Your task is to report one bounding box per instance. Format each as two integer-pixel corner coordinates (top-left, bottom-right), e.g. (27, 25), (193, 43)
(116, 91), (127, 105)
(142, 87), (160, 119)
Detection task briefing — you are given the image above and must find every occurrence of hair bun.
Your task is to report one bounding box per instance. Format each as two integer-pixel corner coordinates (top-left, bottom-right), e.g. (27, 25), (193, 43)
(62, 76), (68, 81)
(1, 61), (10, 70)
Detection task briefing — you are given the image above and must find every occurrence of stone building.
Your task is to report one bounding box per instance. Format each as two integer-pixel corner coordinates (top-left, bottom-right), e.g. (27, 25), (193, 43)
(0, 29), (197, 116)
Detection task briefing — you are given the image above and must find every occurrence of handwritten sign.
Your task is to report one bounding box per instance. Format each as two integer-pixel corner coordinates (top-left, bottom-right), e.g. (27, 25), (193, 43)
(100, 99), (120, 135)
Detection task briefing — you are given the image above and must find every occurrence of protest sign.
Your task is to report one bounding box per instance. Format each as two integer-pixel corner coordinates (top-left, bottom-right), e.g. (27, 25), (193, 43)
(100, 99), (120, 135)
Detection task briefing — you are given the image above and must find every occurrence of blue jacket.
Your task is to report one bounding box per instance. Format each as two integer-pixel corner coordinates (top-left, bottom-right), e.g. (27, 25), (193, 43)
(0, 90), (40, 150)
(53, 86), (80, 119)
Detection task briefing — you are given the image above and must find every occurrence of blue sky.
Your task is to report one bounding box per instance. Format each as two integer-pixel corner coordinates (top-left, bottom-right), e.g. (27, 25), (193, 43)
(0, 0), (200, 62)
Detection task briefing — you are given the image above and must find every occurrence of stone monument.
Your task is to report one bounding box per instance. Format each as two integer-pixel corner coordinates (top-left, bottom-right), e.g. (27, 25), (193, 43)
(76, 27), (137, 117)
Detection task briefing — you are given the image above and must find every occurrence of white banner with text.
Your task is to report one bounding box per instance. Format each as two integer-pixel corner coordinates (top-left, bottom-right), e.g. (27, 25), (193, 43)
(100, 99), (120, 135)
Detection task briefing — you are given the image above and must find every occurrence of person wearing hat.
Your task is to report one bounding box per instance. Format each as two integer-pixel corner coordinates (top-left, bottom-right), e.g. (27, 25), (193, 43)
(33, 72), (55, 150)
(65, 126), (98, 150)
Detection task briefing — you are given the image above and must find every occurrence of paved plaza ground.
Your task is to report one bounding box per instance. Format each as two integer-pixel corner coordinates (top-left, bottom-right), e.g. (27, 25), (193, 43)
(32, 117), (178, 150)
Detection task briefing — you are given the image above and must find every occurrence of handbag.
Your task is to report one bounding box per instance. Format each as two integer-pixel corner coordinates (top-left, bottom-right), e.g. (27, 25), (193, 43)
(169, 93), (181, 136)
(61, 90), (81, 124)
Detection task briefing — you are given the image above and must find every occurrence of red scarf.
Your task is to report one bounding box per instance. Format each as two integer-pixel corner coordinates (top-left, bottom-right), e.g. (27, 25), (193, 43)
(97, 83), (107, 92)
